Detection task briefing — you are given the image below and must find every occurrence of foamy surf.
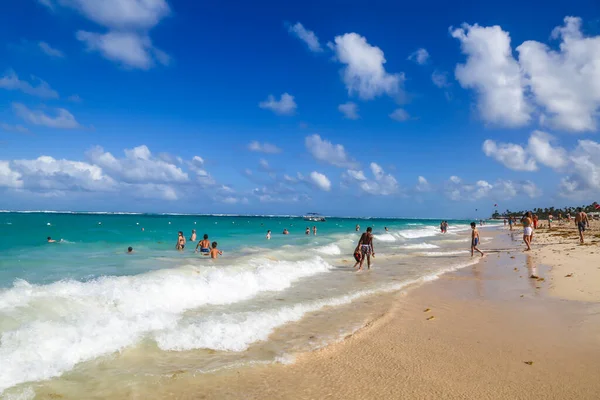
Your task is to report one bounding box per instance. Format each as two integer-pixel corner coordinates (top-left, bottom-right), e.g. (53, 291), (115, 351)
(0, 257), (333, 393)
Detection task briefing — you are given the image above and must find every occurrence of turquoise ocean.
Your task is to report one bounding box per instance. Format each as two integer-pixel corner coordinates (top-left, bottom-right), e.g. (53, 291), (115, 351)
(0, 211), (498, 398)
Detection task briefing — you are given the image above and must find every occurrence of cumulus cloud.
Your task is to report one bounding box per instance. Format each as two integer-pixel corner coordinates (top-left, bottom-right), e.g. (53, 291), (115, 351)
(259, 93), (297, 115)
(416, 176), (431, 192)
(13, 103), (81, 129)
(0, 161), (24, 188)
(329, 33), (404, 100)
(566, 140), (600, 192)
(0, 70), (59, 98)
(451, 23), (531, 127)
(389, 108), (410, 122)
(305, 134), (358, 169)
(431, 70), (450, 88)
(346, 169), (367, 181)
(483, 130), (568, 171)
(482, 139), (537, 171)
(45, 0), (170, 70)
(345, 163), (398, 195)
(444, 176), (537, 201)
(77, 31), (169, 70)
(308, 171), (331, 191)
(408, 48), (429, 65)
(288, 22), (322, 52)
(517, 17), (600, 132)
(248, 141), (282, 154)
(38, 41), (64, 58)
(338, 102), (359, 120)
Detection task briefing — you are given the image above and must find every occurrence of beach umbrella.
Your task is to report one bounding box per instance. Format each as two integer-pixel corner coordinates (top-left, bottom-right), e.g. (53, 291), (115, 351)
(595, 204), (600, 210)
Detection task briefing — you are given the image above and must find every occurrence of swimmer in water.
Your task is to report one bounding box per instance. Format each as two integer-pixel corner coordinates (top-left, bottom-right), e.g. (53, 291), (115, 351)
(305, 227), (310, 235)
(47, 236), (56, 243)
(283, 229), (289, 235)
(190, 229), (197, 242)
(355, 224), (360, 232)
(313, 226), (317, 235)
(385, 227), (389, 232)
(266, 230), (271, 240)
(210, 241), (223, 259)
(127, 246), (134, 254)
(195, 234), (211, 255)
(176, 231), (186, 250)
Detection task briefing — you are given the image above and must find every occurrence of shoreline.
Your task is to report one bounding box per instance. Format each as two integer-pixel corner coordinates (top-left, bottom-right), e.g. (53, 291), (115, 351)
(108, 224), (599, 399)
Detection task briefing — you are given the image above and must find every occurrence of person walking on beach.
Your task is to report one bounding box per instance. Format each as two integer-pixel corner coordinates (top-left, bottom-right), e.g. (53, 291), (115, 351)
(532, 214), (539, 230)
(470, 222), (484, 257)
(548, 213), (554, 229)
(176, 231), (186, 250)
(355, 227), (375, 272)
(575, 209), (589, 244)
(508, 217), (513, 231)
(522, 212), (533, 251)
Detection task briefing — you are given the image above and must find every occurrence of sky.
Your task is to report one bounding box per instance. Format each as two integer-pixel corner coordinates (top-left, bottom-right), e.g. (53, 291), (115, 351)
(0, 0), (599, 218)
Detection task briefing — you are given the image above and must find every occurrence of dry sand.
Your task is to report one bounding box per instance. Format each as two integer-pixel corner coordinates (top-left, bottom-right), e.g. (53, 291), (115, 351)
(114, 226), (600, 399)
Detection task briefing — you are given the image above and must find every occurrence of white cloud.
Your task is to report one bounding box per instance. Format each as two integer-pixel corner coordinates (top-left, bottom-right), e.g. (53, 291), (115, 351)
(0, 70), (59, 98)
(527, 131), (568, 169)
(408, 48), (429, 65)
(68, 94), (82, 102)
(288, 22), (322, 52)
(0, 123), (30, 134)
(39, 41), (64, 58)
(0, 161), (24, 188)
(77, 31), (168, 70)
(416, 176), (431, 192)
(482, 139), (537, 171)
(308, 171), (331, 191)
(517, 17), (600, 132)
(346, 169), (367, 181)
(55, 0), (170, 29)
(259, 93), (297, 115)
(86, 145), (189, 184)
(567, 140), (600, 191)
(352, 163), (399, 195)
(338, 102), (359, 120)
(522, 180), (542, 198)
(329, 33), (403, 100)
(258, 159), (271, 172)
(449, 175), (461, 184)
(13, 103), (81, 129)
(305, 134), (358, 168)
(445, 176), (535, 201)
(451, 23), (531, 127)
(431, 70), (450, 88)
(389, 108), (410, 122)
(248, 141), (282, 154)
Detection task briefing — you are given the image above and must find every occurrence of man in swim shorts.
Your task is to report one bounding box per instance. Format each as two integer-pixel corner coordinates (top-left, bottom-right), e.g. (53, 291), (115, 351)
(195, 234), (211, 254)
(470, 222), (484, 257)
(355, 227), (375, 271)
(575, 209), (589, 244)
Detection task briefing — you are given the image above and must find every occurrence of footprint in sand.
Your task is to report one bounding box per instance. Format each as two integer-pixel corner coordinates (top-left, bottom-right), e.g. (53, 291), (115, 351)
(524, 361), (534, 365)
(424, 308), (431, 312)
(426, 316), (435, 321)
(565, 273), (574, 277)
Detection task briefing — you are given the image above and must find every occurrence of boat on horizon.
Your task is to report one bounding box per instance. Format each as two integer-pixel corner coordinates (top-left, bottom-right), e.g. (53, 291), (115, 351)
(303, 213), (326, 222)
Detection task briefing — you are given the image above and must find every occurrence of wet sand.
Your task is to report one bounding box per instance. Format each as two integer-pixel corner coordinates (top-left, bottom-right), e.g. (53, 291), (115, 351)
(100, 227), (600, 399)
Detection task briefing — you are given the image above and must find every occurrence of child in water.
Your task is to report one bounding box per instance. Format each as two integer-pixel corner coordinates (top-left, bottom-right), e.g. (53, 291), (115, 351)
(470, 222), (484, 257)
(210, 241), (223, 259)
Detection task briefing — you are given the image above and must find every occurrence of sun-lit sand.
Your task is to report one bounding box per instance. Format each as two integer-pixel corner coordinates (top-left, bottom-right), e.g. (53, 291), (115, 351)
(73, 224), (599, 399)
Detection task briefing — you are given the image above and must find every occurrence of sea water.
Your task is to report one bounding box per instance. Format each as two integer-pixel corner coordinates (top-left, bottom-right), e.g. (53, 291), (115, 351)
(0, 212), (497, 397)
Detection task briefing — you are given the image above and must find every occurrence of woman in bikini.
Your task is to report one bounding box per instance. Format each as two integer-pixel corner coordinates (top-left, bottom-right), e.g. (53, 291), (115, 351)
(176, 231), (186, 251)
(195, 234), (211, 255)
(355, 227), (375, 272)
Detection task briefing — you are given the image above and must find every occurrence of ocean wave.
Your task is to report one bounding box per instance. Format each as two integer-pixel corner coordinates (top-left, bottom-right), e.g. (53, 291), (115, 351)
(0, 257), (332, 393)
(315, 244), (342, 255)
(397, 227), (440, 239)
(373, 233), (397, 242)
(402, 243), (440, 249)
(419, 250), (470, 257)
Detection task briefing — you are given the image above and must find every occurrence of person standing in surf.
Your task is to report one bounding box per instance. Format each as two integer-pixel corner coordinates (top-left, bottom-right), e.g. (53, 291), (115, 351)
(470, 222), (484, 257)
(176, 231), (186, 251)
(355, 227), (375, 272)
(313, 226), (317, 235)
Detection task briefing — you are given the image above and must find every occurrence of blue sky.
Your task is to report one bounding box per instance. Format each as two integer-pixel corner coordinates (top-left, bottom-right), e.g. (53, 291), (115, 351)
(0, 0), (599, 217)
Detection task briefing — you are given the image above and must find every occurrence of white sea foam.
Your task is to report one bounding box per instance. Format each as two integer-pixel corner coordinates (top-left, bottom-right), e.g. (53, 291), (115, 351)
(374, 233), (397, 242)
(397, 227), (439, 239)
(402, 243), (440, 249)
(315, 244), (342, 255)
(420, 250), (470, 257)
(0, 257), (332, 394)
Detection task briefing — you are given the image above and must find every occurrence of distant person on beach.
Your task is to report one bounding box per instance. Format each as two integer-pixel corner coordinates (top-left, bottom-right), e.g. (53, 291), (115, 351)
(313, 226), (317, 235)
(127, 246), (133, 254)
(305, 227), (310, 235)
(470, 222), (484, 257)
(210, 242), (223, 259)
(522, 212), (533, 251)
(440, 221), (444, 233)
(532, 214), (539, 229)
(508, 217), (513, 231)
(504, 219), (507, 227)
(176, 231), (186, 250)
(548, 213), (554, 229)
(266, 230), (271, 240)
(355, 227), (375, 271)
(283, 229), (289, 235)
(355, 224), (360, 232)
(190, 229), (197, 242)
(195, 234), (210, 254)
(575, 209), (589, 244)
(47, 237), (56, 243)
(443, 221), (448, 233)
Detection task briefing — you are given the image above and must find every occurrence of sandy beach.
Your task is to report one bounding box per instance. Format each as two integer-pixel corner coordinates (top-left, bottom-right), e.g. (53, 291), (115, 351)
(123, 223), (600, 400)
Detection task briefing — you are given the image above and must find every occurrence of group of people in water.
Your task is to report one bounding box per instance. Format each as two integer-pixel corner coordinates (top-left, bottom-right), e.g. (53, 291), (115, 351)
(175, 229), (223, 258)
